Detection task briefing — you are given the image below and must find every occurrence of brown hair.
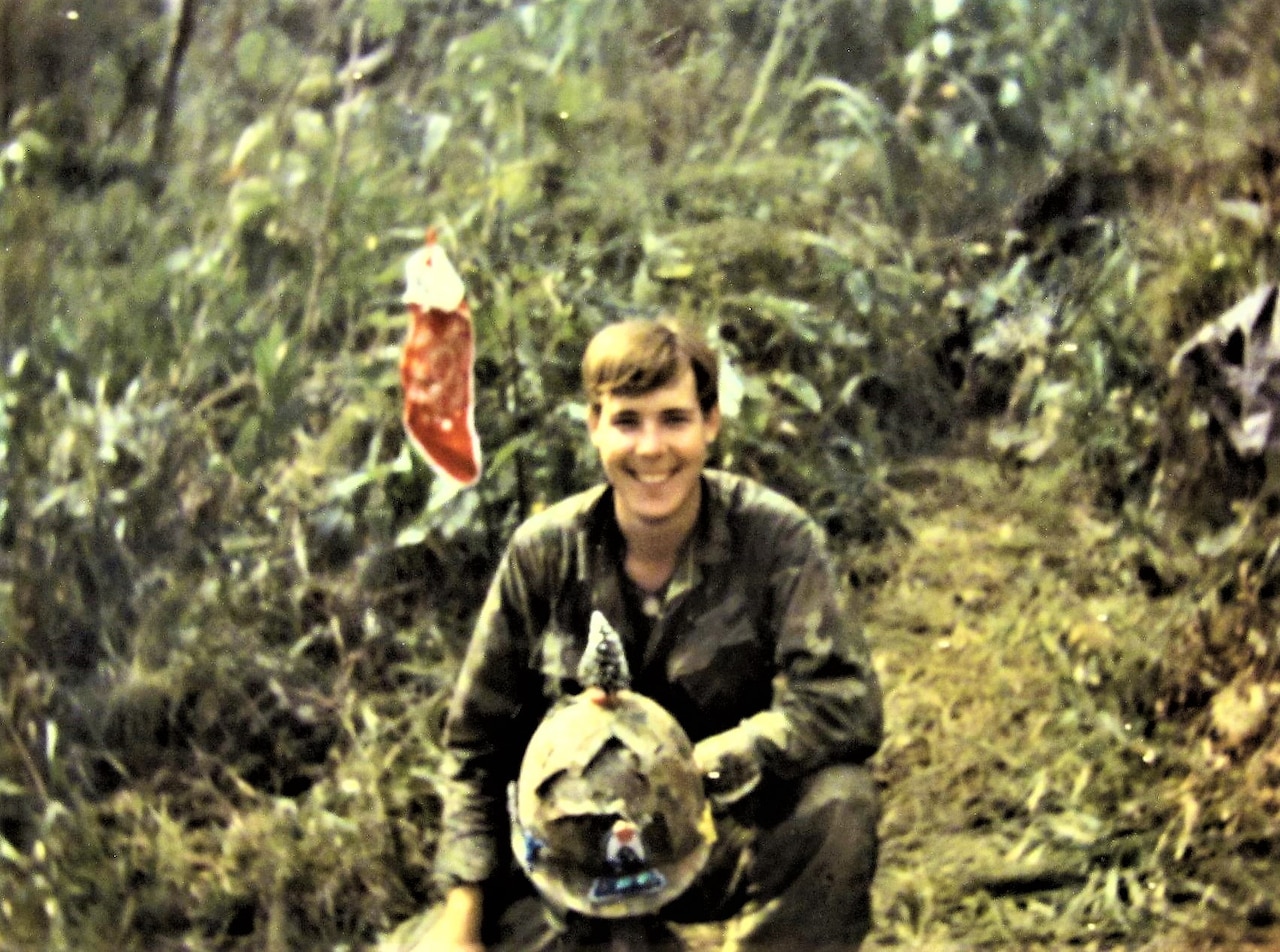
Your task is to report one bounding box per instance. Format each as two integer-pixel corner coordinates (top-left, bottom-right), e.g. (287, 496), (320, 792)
(582, 317), (719, 414)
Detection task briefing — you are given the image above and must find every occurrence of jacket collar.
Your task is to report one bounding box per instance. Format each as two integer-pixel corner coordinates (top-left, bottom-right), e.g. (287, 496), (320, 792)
(575, 471), (736, 601)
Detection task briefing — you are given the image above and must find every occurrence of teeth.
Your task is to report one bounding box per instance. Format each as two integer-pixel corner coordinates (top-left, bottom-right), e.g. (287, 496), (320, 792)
(636, 473), (670, 484)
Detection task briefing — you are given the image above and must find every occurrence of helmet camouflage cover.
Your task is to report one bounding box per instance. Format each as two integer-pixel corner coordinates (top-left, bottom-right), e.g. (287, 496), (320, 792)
(508, 688), (715, 918)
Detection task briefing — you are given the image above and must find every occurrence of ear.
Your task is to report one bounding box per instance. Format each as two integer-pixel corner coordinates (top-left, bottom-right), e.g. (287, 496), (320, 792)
(586, 404), (602, 446)
(703, 404), (722, 444)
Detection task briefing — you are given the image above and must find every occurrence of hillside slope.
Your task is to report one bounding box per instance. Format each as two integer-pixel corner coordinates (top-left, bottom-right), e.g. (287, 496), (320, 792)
(862, 453), (1280, 951)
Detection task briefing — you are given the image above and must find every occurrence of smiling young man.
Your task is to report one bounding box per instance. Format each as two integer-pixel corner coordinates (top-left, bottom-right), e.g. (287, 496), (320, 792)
(405, 317), (884, 952)
(585, 321), (722, 601)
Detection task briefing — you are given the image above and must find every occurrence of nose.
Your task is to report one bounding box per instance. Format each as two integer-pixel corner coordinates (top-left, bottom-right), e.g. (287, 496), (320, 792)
(635, 420), (662, 455)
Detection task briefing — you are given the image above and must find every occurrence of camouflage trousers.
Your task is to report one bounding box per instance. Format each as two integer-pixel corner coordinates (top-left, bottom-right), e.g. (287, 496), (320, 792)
(383, 763), (880, 952)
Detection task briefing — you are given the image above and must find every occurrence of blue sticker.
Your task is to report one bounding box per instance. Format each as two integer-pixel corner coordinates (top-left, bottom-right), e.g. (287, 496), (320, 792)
(522, 831), (545, 868)
(588, 869), (667, 903)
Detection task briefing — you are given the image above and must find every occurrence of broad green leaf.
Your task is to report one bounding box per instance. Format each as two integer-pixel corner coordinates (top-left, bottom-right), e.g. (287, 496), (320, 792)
(421, 113), (453, 167)
(234, 28), (298, 90)
(228, 177), (282, 233)
(903, 45), (929, 80)
(363, 0), (408, 38)
(719, 357), (746, 419)
(845, 270), (875, 315)
(1218, 200), (1267, 232)
(998, 77), (1023, 108)
(652, 262), (695, 281)
(395, 525), (429, 548)
(291, 110), (331, 152)
(229, 117), (277, 173)
(327, 471), (372, 500)
(771, 371), (823, 414)
(486, 431), (538, 474)
(933, 0), (965, 23)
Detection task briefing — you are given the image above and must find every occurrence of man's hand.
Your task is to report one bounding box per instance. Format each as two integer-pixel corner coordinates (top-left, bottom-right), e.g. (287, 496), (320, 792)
(394, 886), (484, 952)
(693, 726), (762, 808)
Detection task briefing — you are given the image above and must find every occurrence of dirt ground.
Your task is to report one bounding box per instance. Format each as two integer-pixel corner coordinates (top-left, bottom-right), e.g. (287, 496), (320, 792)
(861, 455), (1280, 951)
(682, 450), (1280, 951)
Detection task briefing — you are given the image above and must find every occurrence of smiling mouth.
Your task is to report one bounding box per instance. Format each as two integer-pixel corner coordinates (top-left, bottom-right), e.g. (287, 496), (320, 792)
(632, 470), (675, 485)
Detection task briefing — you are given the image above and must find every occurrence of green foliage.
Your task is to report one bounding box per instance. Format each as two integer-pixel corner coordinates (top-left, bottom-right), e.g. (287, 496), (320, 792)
(2, 0), (1280, 947)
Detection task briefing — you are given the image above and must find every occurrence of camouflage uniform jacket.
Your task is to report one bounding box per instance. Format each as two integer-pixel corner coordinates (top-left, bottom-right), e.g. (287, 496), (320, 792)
(432, 469), (884, 890)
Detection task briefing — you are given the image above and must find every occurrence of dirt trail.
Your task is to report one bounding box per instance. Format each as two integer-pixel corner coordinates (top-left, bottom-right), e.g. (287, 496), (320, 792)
(859, 454), (1279, 951)
(681, 451), (1280, 951)
(861, 453), (1148, 949)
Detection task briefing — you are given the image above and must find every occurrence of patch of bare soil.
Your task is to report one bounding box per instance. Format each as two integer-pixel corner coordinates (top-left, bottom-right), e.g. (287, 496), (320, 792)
(858, 454), (1280, 951)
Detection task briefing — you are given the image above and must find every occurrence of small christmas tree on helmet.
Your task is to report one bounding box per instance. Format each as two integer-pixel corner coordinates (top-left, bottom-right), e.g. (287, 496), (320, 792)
(578, 611), (631, 700)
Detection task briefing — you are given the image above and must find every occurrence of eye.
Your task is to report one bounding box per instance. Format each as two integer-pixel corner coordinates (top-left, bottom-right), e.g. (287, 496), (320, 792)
(611, 411), (641, 429)
(661, 410), (693, 426)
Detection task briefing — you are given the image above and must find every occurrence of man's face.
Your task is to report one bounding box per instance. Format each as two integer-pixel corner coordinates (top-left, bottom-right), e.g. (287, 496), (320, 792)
(587, 366), (721, 531)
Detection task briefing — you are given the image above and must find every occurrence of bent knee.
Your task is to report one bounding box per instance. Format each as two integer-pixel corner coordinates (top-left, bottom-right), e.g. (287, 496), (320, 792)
(798, 762), (880, 820)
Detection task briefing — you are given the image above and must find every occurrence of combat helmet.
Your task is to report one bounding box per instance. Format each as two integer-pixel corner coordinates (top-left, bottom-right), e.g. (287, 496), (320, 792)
(508, 612), (715, 918)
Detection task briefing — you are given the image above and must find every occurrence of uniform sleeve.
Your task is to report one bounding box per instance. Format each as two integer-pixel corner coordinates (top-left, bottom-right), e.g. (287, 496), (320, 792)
(431, 538), (545, 892)
(738, 516), (883, 779)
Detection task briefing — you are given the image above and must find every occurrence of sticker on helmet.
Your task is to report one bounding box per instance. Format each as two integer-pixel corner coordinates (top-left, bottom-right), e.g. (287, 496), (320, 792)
(589, 868), (668, 904)
(588, 819), (665, 904)
(604, 819), (646, 871)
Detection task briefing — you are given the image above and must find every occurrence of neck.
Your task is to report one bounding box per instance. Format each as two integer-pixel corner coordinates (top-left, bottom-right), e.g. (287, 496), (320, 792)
(616, 484), (702, 592)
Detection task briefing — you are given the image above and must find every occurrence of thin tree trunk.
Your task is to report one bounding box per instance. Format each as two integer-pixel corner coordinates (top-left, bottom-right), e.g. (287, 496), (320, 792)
(150, 0), (199, 166)
(0, 0), (16, 131)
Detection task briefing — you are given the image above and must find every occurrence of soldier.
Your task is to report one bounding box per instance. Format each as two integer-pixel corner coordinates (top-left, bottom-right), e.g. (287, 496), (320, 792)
(395, 317), (884, 951)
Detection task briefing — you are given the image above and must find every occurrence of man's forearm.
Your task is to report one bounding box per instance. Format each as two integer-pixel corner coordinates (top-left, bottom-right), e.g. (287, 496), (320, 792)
(437, 885), (484, 943)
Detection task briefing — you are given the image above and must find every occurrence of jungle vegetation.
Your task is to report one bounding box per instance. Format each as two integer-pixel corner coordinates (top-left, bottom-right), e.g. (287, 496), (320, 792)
(2, 0), (1279, 949)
